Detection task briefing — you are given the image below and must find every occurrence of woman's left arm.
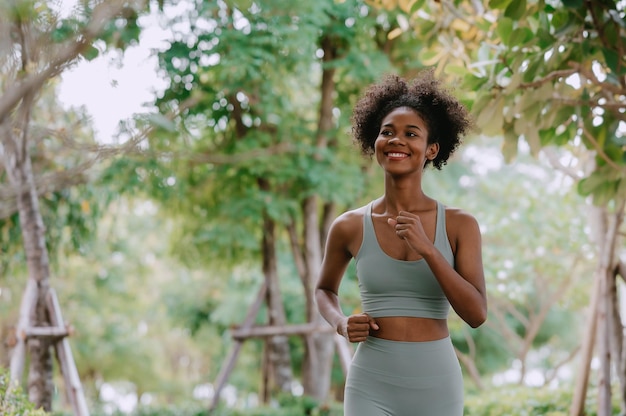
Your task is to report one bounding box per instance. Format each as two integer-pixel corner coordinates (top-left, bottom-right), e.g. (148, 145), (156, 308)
(427, 209), (487, 327)
(391, 208), (487, 327)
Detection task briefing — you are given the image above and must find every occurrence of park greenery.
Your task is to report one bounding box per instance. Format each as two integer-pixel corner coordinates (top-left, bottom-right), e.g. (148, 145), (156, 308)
(1, 0), (625, 415)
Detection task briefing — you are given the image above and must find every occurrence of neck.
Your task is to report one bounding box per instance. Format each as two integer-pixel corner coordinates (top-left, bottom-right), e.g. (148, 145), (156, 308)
(381, 178), (430, 215)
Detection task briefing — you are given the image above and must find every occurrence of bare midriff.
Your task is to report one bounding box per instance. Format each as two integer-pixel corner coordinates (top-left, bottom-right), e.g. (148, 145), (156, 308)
(370, 316), (449, 342)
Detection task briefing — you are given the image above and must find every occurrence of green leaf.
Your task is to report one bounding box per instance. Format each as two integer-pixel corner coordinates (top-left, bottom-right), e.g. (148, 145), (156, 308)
(592, 182), (618, 206)
(444, 65), (468, 76)
(409, 0), (427, 14)
(502, 130), (519, 162)
(538, 127), (556, 146)
(509, 27), (534, 46)
(476, 95), (505, 136)
(489, 0), (513, 9)
(497, 17), (514, 45)
(562, 0), (584, 8)
(522, 55), (543, 83)
(419, 49), (440, 64)
(577, 177), (596, 197)
(553, 9), (576, 36)
(578, 165), (622, 198)
(80, 45), (99, 61)
(504, 0), (527, 20)
(616, 179), (626, 200)
(524, 126), (541, 157)
(463, 74), (489, 92)
(602, 47), (621, 76)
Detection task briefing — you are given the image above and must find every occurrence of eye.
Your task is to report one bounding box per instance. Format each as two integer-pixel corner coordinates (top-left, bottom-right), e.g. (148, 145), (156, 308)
(380, 130), (393, 136)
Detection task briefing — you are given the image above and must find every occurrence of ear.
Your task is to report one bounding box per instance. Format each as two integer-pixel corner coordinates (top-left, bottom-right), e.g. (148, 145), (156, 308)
(426, 142), (439, 160)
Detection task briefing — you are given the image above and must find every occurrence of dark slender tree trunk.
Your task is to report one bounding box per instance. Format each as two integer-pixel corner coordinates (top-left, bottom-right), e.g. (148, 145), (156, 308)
(259, 179), (293, 395)
(301, 195), (334, 401)
(608, 266), (626, 415)
(300, 32), (341, 402)
(3, 122), (54, 410)
(571, 203), (624, 416)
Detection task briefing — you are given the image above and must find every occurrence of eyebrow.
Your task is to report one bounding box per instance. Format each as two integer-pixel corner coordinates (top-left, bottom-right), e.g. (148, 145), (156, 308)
(382, 123), (423, 131)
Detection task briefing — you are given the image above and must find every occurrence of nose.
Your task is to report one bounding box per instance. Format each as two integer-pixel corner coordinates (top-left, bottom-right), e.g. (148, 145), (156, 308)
(388, 136), (402, 144)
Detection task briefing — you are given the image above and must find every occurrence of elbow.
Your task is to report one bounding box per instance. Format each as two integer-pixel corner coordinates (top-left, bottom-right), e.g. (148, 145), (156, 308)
(468, 317), (486, 329)
(468, 306), (488, 329)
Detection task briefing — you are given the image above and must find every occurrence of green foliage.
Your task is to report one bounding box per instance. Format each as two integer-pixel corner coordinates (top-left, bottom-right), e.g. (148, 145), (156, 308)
(466, 2), (626, 204)
(464, 385), (620, 416)
(0, 368), (50, 416)
(74, 403), (208, 416)
(137, 0), (403, 270)
(59, 395), (344, 416)
(214, 394), (344, 416)
(388, 0), (626, 204)
(423, 138), (592, 377)
(3, 0), (614, 413)
(0, 81), (109, 278)
(48, 386), (621, 416)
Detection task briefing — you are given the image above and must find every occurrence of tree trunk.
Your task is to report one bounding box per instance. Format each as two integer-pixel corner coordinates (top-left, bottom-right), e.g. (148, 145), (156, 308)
(260, 207), (293, 395)
(616, 263), (626, 414)
(570, 259), (602, 416)
(571, 202), (624, 416)
(2, 122), (54, 410)
(608, 266), (625, 415)
(299, 32), (341, 402)
(598, 267), (613, 416)
(598, 203), (624, 416)
(300, 196), (335, 401)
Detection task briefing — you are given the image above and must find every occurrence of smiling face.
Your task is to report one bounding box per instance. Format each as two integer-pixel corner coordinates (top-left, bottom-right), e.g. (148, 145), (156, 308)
(374, 106), (439, 174)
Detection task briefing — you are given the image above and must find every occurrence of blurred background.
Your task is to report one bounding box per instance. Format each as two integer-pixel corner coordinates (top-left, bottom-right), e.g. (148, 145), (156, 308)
(1, 0), (625, 415)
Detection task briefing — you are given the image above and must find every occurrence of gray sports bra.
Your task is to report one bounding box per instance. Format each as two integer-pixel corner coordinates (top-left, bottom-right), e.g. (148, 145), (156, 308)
(355, 201), (454, 319)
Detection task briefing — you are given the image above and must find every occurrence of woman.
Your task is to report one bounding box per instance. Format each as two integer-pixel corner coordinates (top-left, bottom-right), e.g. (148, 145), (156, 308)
(315, 70), (487, 415)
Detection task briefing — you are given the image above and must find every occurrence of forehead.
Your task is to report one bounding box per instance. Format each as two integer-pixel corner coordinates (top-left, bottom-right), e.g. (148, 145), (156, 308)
(381, 106), (425, 127)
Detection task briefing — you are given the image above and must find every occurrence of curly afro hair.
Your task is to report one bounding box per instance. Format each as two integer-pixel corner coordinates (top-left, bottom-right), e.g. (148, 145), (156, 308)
(351, 69), (473, 170)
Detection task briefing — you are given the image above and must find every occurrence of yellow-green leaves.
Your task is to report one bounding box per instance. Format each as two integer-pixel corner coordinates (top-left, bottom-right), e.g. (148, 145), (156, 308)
(578, 165), (626, 206)
(504, 0), (527, 20)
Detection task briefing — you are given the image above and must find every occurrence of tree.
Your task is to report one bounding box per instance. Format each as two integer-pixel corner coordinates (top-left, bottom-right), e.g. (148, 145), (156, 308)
(373, 0), (626, 414)
(128, 0), (419, 404)
(0, 0), (149, 411)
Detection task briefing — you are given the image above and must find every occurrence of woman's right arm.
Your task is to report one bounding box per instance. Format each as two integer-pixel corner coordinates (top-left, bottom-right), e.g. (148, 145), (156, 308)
(315, 213), (377, 342)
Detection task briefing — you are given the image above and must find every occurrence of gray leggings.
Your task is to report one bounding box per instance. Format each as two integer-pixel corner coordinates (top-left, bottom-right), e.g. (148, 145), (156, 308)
(344, 336), (463, 416)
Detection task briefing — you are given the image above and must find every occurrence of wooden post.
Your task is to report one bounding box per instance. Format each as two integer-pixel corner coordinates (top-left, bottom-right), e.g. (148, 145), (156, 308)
(231, 323), (334, 339)
(209, 282), (267, 413)
(208, 283), (356, 413)
(8, 278), (38, 393)
(6, 286), (89, 416)
(46, 288), (90, 416)
(261, 339), (271, 404)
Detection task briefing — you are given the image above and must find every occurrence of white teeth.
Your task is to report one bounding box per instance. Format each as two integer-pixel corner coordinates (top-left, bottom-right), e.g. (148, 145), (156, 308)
(388, 153), (407, 157)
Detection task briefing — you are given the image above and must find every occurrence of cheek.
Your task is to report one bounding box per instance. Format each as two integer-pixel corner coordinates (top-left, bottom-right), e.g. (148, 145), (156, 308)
(373, 142), (386, 159)
(374, 136), (385, 150)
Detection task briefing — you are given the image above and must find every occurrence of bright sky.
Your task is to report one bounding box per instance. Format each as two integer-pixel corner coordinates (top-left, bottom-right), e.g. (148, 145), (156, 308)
(57, 2), (170, 142)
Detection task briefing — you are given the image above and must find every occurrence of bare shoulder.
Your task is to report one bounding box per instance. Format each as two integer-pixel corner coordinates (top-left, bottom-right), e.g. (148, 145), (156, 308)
(330, 205), (367, 237)
(444, 205), (482, 251)
(327, 204), (368, 256)
(444, 206), (480, 230)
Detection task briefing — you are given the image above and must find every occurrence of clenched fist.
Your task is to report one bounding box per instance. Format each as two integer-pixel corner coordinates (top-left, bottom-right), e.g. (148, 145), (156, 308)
(337, 313), (379, 342)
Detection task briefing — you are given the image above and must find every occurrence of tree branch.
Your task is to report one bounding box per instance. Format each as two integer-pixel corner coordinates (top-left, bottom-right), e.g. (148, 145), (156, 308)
(542, 147), (583, 180)
(580, 122), (624, 172)
(519, 69), (578, 89)
(0, 0), (132, 122)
